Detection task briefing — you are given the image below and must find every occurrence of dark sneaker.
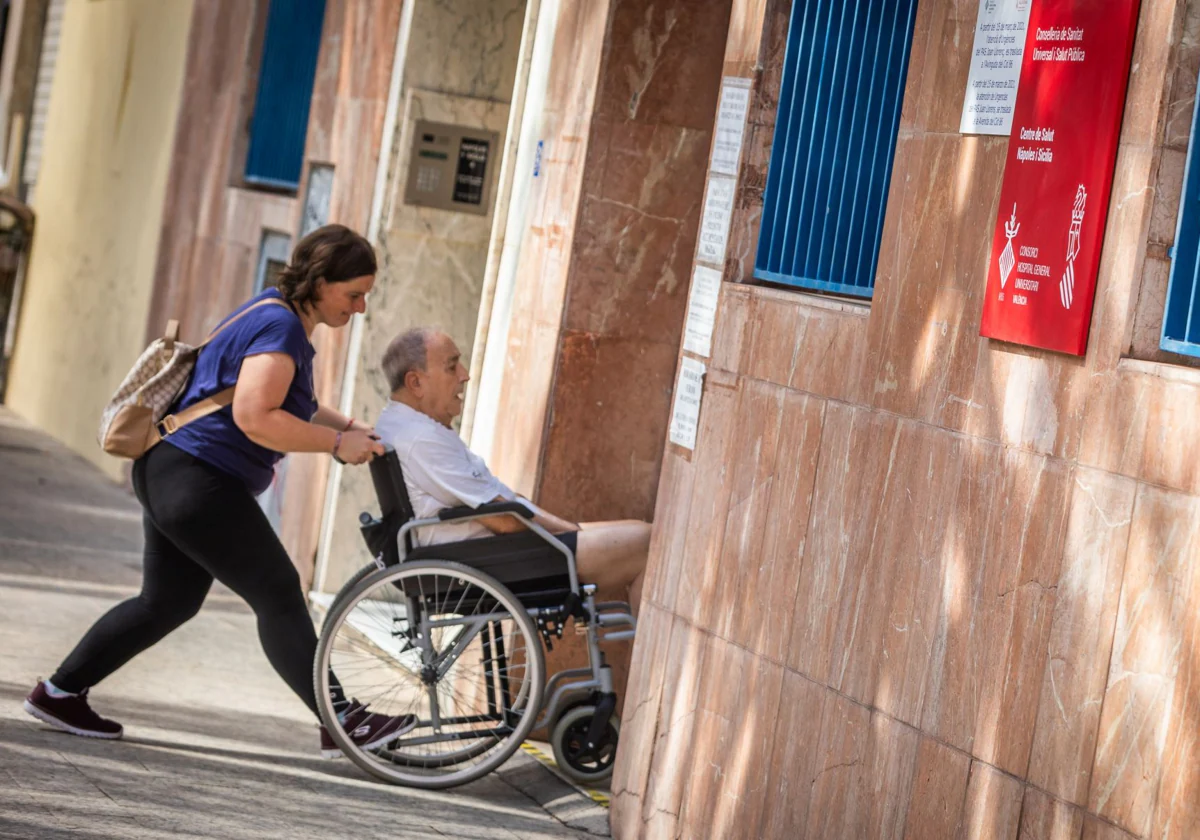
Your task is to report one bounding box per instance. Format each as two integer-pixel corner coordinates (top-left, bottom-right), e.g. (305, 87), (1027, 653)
(23, 682), (123, 740)
(320, 699), (417, 760)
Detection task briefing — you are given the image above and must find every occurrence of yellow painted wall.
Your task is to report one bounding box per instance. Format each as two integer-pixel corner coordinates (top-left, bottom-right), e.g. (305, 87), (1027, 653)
(5, 0), (193, 479)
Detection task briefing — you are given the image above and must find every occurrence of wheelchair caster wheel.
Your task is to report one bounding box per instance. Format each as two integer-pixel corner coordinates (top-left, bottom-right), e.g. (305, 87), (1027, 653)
(550, 704), (619, 784)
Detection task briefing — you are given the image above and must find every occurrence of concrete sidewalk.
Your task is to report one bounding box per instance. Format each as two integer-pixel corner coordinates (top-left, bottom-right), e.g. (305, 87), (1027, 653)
(0, 408), (608, 839)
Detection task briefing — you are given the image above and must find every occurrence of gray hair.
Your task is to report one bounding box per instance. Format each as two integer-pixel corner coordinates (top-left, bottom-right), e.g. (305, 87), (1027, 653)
(382, 328), (434, 392)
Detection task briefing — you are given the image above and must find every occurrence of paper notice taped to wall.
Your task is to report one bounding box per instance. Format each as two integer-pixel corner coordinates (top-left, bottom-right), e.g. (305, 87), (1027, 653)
(683, 265), (722, 358)
(711, 77), (752, 175)
(960, 0), (1032, 135)
(669, 357), (706, 450)
(697, 175), (735, 267)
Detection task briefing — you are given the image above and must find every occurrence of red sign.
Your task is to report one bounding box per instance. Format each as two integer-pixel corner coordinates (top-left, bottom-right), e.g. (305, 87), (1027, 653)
(980, 0), (1141, 356)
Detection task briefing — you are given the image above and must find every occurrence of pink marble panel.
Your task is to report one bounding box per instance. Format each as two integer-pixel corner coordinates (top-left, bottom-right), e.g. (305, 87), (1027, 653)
(1138, 377), (1200, 496)
(788, 305), (872, 406)
(760, 672), (829, 838)
(1019, 786), (1085, 840)
(978, 452), (1073, 777)
(902, 736), (972, 839)
(1149, 148), (1187, 247)
(956, 761), (1025, 840)
(1089, 485), (1200, 837)
(594, 0), (730, 131)
(871, 134), (961, 422)
(921, 436), (1005, 752)
(1119, 0), (1180, 149)
(722, 0), (768, 76)
(1028, 468), (1136, 806)
(708, 377), (785, 640)
(864, 711), (922, 840)
(1153, 511), (1200, 840)
(788, 403), (900, 683)
(641, 615), (710, 838)
(676, 636), (784, 840)
(1081, 817), (1140, 840)
(733, 389), (825, 663)
(1164, 2), (1200, 151)
(644, 446), (695, 613)
(922, 445), (1072, 776)
(898, 0), (955, 133)
(537, 333), (679, 523)
(1077, 368), (1152, 484)
(744, 291), (807, 389)
(867, 424), (965, 726)
(566, 118), (711, 342)
(802, 691), (874, 839)
(1080, 143), (1156, 370)
(673, 370), (741, 628)
(610, 602), (672, 836)
(709, 284), (755, 375)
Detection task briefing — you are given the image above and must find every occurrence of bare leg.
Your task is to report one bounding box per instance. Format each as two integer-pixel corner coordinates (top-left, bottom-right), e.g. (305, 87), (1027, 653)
(574, 520), (651, 616)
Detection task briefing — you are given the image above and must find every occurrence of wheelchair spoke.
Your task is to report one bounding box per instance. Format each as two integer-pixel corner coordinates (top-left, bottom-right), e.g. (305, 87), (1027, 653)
(317, 561), (546, 787)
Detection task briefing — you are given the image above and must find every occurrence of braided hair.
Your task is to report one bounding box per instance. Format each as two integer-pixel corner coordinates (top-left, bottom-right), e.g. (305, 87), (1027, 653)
(276, 224), (376, 308)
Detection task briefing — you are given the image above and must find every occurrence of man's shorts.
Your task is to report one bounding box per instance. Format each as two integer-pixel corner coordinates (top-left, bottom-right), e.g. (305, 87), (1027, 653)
(407, 529), (578, 594)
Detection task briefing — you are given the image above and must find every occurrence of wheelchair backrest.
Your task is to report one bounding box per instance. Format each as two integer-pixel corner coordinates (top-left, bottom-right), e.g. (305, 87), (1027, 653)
(368, 449), (416, 524)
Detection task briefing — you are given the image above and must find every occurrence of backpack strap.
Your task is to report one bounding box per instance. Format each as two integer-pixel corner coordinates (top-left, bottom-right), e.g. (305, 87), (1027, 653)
(152, 297), (295, 445)
(196, 297), (291, 350)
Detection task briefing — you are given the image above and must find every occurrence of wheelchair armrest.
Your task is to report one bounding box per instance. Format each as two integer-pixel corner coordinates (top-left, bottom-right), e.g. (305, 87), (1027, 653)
(437, 501), (535, 521)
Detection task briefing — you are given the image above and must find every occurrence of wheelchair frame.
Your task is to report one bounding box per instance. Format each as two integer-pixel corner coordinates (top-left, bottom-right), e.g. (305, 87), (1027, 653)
(395, 507), (636, 733)
(313, 449), (636, 788)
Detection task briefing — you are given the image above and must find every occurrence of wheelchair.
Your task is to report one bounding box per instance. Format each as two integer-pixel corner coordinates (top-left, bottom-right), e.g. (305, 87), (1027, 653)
(313, 449), (637, 790)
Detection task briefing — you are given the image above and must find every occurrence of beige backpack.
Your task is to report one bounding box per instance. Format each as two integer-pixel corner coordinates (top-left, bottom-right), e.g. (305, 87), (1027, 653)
(98, 298), (289, 459)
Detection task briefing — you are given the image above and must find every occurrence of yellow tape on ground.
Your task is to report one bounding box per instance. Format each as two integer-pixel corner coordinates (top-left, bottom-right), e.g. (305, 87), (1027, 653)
(520, 742), (611, 808)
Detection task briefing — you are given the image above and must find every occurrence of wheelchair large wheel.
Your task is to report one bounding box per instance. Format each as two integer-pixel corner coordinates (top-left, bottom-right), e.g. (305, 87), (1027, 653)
(314, 560), (545, 789)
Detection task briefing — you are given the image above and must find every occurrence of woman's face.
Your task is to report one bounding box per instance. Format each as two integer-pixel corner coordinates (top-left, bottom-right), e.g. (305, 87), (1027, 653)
(314, 274), (375, 329)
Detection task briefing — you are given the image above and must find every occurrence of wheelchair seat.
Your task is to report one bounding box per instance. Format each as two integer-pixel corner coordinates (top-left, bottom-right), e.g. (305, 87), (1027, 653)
(362, 451), (572, 600)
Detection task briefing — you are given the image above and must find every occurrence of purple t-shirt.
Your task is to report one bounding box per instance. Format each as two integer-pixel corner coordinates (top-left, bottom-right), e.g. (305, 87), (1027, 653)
(164, 289), (317, 495)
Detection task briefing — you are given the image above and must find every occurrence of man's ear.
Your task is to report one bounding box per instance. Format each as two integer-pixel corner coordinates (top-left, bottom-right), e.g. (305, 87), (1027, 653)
(404, 369), (422, 394)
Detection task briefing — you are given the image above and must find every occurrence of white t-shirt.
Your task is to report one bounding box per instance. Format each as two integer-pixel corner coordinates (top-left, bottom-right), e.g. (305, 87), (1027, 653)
(374, 400), (522, 546)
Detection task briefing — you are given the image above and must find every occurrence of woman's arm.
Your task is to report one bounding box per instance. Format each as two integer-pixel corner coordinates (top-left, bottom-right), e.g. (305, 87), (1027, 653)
(232, 353), (381, 462)
(312, 404), (373, 434)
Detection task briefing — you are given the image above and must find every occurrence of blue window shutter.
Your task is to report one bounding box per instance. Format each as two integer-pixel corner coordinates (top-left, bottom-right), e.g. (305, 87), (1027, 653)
(1162, 72), (1200, 358)
(244, 0), (327, 191)
(755, 0), (919, 298)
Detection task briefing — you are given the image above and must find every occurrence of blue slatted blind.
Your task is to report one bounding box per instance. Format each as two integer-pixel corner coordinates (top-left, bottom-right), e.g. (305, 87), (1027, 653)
(1163, 74), (1200, 358)
(244, 0), (327, 191)
(755, 0), (919, 298)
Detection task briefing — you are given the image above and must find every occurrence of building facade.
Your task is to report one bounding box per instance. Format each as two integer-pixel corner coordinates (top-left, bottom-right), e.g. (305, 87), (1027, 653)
(6, 1), (1200, 836)
(610, 1), (1200, 839)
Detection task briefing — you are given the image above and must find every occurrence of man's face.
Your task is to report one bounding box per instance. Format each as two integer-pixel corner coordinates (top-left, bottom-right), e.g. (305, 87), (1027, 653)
(414, 332), (469, 427)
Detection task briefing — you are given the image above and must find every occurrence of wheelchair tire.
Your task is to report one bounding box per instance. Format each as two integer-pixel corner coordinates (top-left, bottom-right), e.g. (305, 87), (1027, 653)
(550, 704), (620, 784)
(322, 564), (537, 771)
(314, 560), (545, 789)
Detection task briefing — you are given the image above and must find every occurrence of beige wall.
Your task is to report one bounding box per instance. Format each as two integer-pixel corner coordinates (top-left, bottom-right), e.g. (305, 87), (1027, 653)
(5, 0), (193, 480)
(612, 0), (1200, 838)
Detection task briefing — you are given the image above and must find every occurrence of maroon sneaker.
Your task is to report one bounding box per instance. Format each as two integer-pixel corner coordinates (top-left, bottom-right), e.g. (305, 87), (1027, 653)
(320, 699), (417, 759)
(23, 681), (123, 739)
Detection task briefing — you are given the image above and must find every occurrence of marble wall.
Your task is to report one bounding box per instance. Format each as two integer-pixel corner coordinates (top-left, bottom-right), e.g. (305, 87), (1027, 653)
(317, 0), (525, 591)
(611, 0), (1200, 838)
(143, 0), (401, 582)
(471, 0), (731, 722)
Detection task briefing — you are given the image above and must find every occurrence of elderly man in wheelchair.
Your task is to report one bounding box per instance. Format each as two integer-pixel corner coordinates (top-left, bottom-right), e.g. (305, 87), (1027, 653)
(312, 328), (647, 789)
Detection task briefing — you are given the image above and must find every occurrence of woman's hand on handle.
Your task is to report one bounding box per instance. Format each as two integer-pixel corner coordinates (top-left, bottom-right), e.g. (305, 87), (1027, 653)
(335, 430), (385, 465)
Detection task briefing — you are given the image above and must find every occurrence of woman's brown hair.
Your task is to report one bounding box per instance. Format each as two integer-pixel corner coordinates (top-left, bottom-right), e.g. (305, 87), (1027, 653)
(276, 224), (376, 308)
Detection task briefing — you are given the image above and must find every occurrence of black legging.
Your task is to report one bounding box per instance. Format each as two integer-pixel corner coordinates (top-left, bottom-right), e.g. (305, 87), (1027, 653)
(52, 442), (343, 717)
